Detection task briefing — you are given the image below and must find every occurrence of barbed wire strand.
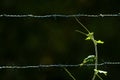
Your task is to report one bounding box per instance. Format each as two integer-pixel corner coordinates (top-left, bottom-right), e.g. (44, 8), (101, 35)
(0, 14), (120, 18)
(0, 62), (120, 69)
(0, 14), (120, 69)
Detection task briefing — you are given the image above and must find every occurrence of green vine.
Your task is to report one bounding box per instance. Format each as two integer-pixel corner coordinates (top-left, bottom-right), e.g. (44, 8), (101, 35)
(64, 17), (107, 80)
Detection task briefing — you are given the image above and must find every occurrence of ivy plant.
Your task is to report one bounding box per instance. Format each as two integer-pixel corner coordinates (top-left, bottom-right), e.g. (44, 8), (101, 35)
(64, 17), (107, 80)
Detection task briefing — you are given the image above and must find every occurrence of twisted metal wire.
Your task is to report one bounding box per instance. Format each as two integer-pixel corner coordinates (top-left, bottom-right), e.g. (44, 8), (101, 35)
(0, 14), (119, 69)
(0, 62), (119, 69)
(0, 14), (120, 18)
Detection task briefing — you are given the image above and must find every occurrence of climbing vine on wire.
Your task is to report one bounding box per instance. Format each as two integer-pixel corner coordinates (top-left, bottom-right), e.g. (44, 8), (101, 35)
(64, 17), (107, 80)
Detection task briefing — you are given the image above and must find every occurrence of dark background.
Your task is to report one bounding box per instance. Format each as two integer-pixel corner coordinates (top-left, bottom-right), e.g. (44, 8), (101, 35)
(0, 0), (120, 80)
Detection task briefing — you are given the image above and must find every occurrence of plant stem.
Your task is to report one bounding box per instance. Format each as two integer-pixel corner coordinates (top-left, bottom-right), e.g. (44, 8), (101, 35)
(75, 30), (87, 36)
(64, 68), (76, 80)
(91, 37), (98, 80)
(75, 17), (90, 33)
(96, 74), (103, 80)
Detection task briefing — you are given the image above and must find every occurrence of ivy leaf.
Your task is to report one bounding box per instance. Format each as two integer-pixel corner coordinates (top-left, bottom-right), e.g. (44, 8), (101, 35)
(85, 36), (91, 40)
(80, 55), (96, 66)
(94, 69), (107, 76)
(95, 40), (104, 44)
(85, 32), (94, 40)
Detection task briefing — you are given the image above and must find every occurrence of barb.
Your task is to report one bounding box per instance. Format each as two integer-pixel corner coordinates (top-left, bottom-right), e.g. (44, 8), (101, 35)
(0, 14), (120, 18)
(0, 62), (120, 69)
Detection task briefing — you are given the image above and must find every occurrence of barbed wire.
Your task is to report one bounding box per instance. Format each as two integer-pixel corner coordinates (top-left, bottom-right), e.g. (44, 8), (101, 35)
(0, 14), (120, 18)
(0, 14), (120, 69)
(0, 62), (120, 69)
(0, 14), (120, 67)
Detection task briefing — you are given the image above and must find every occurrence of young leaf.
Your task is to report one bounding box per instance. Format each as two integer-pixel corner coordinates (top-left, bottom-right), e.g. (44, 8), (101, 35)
(80, 55), (96, 66)
(85, 32), (94, 40)
(94, 69), (107, 76)
(95, 40), (104, 44)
